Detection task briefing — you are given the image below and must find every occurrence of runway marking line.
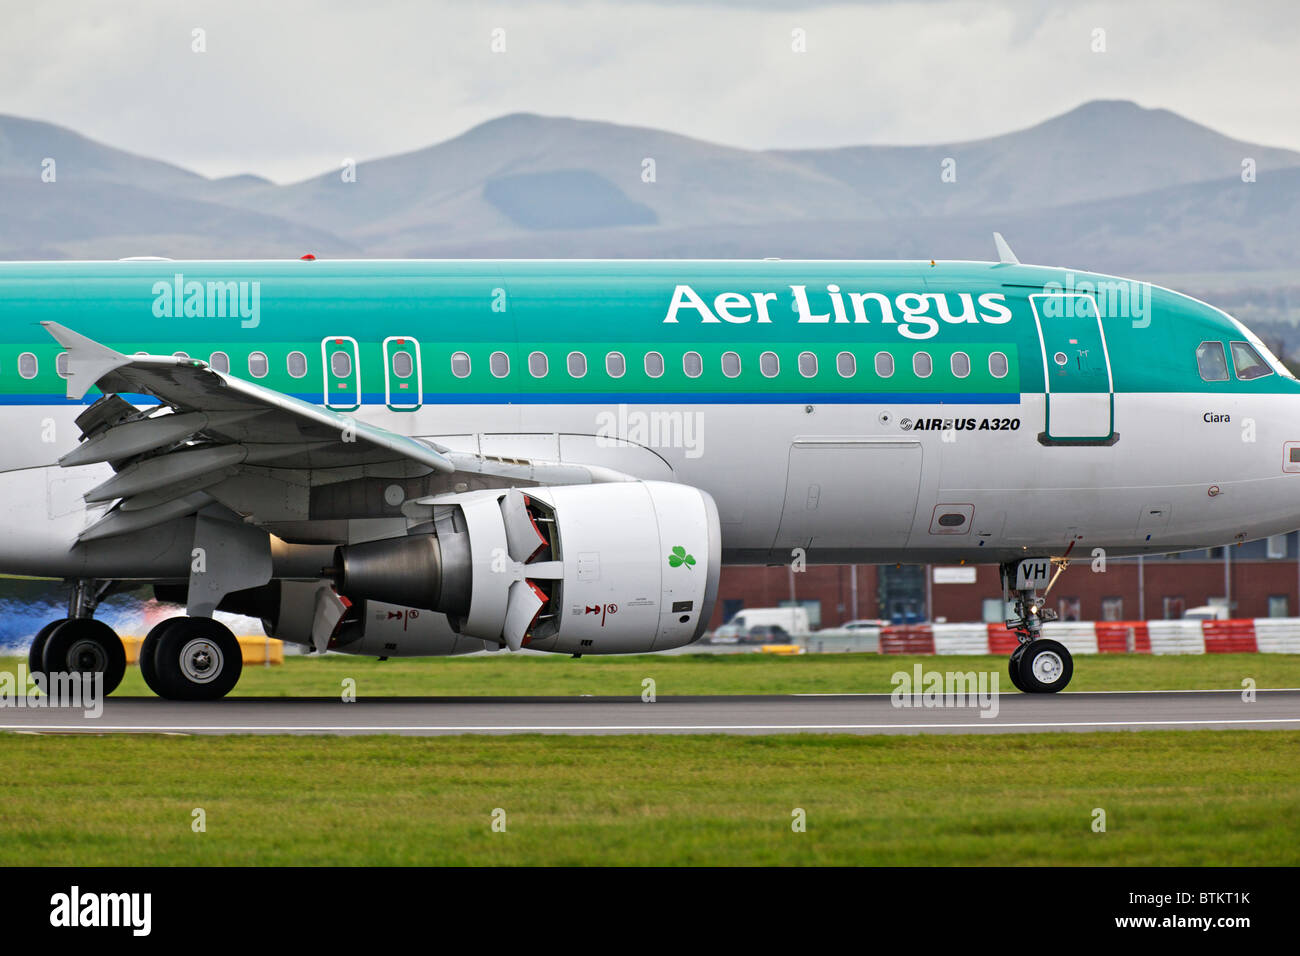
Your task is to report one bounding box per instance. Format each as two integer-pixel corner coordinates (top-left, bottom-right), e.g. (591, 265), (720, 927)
(793, 688), (1300, 696)
(3, 717), (1300, 733)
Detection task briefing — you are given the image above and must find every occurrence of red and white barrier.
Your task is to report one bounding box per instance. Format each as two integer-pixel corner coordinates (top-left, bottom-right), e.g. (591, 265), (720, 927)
(878, 618), (1300, 654)
(1252, 619), (1300, 654)
(1146, 620), (1206, 655)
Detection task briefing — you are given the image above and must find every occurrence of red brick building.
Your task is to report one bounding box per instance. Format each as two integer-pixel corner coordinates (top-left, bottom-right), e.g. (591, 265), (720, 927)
(707, 534), (1300, 630)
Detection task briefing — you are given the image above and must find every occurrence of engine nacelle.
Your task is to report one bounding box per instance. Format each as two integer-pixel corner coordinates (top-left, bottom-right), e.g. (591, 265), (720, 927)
(328, 600), (495, 657)
(185, 580), (492, 657)
(332, 481), (721, 654)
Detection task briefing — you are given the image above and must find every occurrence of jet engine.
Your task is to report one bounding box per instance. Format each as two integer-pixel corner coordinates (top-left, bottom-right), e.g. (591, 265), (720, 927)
(332, 481), (721, 655)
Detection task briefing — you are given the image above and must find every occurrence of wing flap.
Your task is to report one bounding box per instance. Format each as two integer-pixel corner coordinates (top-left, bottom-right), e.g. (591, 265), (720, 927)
(44, 321), (454, 475)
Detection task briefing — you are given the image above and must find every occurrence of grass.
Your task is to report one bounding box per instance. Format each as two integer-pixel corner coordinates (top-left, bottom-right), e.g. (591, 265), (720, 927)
(4, 650), (1291, 698)
(0, 731), (1295, 865)
(3, 652), (1296, 865)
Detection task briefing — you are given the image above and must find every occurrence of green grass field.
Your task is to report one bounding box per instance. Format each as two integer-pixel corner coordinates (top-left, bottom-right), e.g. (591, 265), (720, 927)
(6, 650), (1294, 698)
(0, 731), (1296, 865)
(2, 651), (1297, 865)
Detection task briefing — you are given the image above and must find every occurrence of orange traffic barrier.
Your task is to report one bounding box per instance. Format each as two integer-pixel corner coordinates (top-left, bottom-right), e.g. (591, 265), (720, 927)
(119, 634), (283, 665)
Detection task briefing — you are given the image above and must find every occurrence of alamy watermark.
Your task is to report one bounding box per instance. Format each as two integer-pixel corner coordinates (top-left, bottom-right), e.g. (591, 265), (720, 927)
(595, 404), (705, 459)
(1041, 272), (1152, 328)
(1, 666), (103, 718)
(890, 664), (1000, 718)
(151, 273), (260, 328)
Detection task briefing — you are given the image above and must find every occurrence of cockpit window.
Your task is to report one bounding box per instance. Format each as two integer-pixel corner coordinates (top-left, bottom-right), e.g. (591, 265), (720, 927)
(1230, 341), (1273, 381)
(1196, 341), (1229, 382)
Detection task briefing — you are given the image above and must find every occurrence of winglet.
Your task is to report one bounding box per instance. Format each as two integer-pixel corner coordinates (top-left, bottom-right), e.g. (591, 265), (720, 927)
(993, 232), (1020, 266)
(41, 321), (131, 400)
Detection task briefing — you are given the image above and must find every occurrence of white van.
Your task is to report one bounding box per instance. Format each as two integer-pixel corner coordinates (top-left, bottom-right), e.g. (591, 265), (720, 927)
(709, 607), (812, 643)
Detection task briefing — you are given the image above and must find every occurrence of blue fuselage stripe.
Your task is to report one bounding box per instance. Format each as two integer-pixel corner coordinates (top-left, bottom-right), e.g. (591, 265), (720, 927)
(0, 391), (1022, 407)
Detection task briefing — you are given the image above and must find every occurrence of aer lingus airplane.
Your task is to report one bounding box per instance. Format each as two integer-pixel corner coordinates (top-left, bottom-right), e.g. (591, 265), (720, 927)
(3, 236), (1295, 699)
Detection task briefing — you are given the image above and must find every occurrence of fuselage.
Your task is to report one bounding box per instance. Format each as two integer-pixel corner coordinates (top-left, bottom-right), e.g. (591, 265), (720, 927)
(0, 257), (1297, 577)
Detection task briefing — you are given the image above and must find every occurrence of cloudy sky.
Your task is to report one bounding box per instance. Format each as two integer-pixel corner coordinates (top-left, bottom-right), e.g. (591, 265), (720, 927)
(1, 0), (1297, 183)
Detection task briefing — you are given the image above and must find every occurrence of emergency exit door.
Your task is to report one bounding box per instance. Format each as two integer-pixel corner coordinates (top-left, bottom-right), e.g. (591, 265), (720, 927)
(1030, 293), (1115, 443)
(321, 336), (361, 410)
(383, 336), (422, 410)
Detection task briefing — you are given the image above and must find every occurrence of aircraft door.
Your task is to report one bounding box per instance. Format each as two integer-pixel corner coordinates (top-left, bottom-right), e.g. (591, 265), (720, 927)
(382, 336), (423, 410)
(322, 336), (361, 410)
(1030, 293), (1115, 443)
(774, 440), (923, 551)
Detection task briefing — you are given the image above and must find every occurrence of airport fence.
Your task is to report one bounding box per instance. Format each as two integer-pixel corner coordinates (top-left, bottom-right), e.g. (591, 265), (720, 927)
(857, 619), (1300, 655)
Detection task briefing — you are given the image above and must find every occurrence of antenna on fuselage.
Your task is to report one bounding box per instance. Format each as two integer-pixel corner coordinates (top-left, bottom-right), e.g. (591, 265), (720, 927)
(993, 232), (1020, 265)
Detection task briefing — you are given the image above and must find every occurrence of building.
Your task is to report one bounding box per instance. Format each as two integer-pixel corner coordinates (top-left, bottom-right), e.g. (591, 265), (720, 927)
(706, 532), (1300, 630)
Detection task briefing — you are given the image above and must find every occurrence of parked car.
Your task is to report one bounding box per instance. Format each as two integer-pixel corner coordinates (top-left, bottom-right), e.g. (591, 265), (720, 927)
(708, 607), (811, 642)
(741, 624), (792, 645)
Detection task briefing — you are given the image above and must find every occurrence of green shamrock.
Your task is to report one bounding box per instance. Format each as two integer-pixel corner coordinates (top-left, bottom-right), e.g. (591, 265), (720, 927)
(669, 545), (696, 570)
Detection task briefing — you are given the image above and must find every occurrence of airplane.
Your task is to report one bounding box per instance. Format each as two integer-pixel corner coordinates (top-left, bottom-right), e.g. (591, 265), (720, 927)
(4, 235), (1296, 700)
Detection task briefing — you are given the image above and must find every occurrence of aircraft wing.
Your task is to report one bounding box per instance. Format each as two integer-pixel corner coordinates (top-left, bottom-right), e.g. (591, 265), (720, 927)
(43, 322), (630, 542)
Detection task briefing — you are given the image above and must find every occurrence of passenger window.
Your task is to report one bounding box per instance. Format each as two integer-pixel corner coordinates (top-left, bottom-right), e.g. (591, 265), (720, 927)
(1230, 341), (1272, 380)
(451, 351), (471, 378)
(606, 352), (625, 378)
(644, 351), (664, 378)
(18, 352), (37, 379)
(989, 351), (1009, 379)
(249, 351), (269, 378)
(836, 352), (856, 377)
(760, 351), (779, 377)
(1196, 341), (1229, 382)
(913, 352), (932, 378)
(875, 352), (894, 378)
(287, 351), (308, 378)
(951, 351), (971, 378)
(490, 351), (510, 378)
(209, 351), (230, 374)
(798, 352), (817, 377)
(390, 351), (412, 379)
(683, 351), (703, 378)
(567, 351), (587, 378)
(56, 352), (69, 378)
(721, 351), (741, 378)
(528, 351), (548, 378)
(173, 351), (189, 360)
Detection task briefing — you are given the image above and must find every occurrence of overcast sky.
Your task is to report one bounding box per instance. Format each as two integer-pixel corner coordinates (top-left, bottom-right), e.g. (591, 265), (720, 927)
(1, 0), (1297, 183)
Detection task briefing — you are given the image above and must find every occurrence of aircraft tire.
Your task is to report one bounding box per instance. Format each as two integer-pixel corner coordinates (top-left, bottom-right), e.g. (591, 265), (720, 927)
(1007, 643), (1029, 693)
(151, 617), (243, 701)
(139, 618), (186, 696)
(27, 618), (67, 684)
(1016, 638), (1073, 694)
(41, 618), (126, 697)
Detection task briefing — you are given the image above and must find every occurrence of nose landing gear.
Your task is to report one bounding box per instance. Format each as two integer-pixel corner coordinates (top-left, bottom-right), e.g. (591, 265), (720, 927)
(1002, 557), (1074, 693)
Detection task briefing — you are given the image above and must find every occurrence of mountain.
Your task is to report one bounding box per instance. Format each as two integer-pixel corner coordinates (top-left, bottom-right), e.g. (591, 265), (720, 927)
(239, 112), (879, 245)
(771, 99), (1300, 217)
(0, 100), (1298, 285)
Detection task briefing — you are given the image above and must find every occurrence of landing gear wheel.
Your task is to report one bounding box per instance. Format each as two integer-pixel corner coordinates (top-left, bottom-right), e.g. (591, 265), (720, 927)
(152, 618), (242, 701)
(41, 618), (126, 696)
(139, 618), (185, 697)
(27, 619), (67, 684)
(1007, 643), (1029, 693)
(1016, 638), (1073, 694)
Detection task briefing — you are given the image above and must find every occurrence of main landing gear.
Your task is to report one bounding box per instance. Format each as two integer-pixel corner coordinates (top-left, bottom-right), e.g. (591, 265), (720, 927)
(30, 580), (126, 696)
(139, 616), (242, 701)
(29, 579), (244, 701)
(1001, 557), (1074, 694)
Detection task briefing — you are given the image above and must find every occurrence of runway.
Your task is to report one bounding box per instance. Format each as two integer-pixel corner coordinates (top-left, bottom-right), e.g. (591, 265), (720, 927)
(3, 688), (1300, 736)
